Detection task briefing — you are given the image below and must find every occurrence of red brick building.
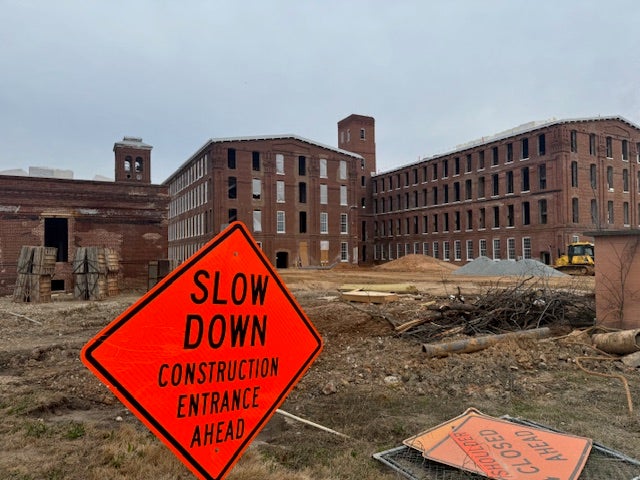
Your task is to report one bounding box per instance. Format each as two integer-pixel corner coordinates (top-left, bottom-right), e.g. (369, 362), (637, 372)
(0, 137), (168, 296)
(371, 116), (640, 266)
(164, 115), (376, 268)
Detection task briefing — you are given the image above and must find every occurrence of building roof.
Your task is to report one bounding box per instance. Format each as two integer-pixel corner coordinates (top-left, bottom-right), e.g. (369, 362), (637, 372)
(377, 115), (640, 176)
(163, 134), (363, 184)
(113, 136), (153, 151)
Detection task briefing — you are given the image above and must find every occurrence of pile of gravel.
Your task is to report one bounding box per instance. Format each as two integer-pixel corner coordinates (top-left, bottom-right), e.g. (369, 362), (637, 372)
(453, 256), (567, 277)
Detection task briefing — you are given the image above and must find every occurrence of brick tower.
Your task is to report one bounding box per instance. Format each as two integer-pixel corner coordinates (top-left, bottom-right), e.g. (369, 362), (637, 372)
(114, 137), (152, 183)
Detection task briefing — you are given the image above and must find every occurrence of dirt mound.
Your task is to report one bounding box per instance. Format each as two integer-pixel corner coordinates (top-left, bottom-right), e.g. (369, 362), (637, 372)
(374, 254), (458, 274)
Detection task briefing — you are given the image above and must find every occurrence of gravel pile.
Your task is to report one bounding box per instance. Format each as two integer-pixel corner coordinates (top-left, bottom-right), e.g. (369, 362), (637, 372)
(453, 256), (567, 277)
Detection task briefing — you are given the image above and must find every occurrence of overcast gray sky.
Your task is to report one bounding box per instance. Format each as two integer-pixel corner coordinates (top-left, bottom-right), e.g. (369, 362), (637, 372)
(1, 0), (639, 183)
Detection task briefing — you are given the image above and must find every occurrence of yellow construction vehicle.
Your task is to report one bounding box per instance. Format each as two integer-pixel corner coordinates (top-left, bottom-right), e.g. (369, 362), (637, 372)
(554, 242), (595, 275)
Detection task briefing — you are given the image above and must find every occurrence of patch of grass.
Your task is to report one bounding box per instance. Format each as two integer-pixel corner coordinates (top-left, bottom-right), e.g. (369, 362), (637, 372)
(25, 420), (49, 438)
(64, 422), (85, 440)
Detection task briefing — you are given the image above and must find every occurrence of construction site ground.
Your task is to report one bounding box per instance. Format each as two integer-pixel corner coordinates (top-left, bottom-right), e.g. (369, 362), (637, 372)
(1, 255), (639, 479)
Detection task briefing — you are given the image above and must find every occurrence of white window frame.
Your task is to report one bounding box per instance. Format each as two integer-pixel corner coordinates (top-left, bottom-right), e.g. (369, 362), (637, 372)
(340, 213), (348, 234)
(507, 237), (516, 260)
(492, 239), (501, 260)
(466, 240), (473, 260)
(276, 180), (285, 203)
(320, 212), (328, 234)
(320, 184), (328, 204)
(454, 240), (462, 261)
(443, 241), (450, 261)
(319, 158), (327, 178)
(340, 185), (347, 206)
(479, 239), (487, 258)
(522, 237), (532, 259)
(252, 178), (261, 199)
(340, 242), (348, 262)
(276, 211), (285, 233)
(339, 160), (347, 180)
(253, 210), (262, 232)
(276, 153), (285, 174)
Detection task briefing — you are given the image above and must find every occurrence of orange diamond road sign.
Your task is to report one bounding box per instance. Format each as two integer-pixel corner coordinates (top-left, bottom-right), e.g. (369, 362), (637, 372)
(81, 222), (323, 480)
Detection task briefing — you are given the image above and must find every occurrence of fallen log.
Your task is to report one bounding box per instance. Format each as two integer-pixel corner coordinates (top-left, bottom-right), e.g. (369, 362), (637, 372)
(592, 329), (640, 355)
(421, 327), (552, 357)
(338, 283), (418, 294)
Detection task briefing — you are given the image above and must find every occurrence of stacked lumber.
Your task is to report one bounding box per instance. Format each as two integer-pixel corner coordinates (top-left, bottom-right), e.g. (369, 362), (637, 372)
(73, 247), (120, 300)
(13, 246), (57, 303)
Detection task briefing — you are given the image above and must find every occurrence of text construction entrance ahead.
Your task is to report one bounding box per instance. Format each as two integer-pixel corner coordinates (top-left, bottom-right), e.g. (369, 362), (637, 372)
(81, 221), (323, 480)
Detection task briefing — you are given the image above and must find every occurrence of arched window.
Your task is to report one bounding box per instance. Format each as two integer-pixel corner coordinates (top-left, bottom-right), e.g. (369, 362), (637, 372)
(135, 157), (143, 172)
(124, 156), (132, 172)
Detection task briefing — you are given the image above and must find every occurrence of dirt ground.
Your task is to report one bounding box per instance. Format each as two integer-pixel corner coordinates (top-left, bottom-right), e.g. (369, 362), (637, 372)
(1, 256), (640, 479)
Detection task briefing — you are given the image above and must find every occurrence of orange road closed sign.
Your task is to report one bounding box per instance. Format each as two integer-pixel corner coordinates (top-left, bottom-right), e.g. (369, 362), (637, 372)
(81, 222), (323, 480)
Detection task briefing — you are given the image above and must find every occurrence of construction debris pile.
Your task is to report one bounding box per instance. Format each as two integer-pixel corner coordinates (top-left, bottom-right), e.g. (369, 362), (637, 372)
(73, 247), (120, 300)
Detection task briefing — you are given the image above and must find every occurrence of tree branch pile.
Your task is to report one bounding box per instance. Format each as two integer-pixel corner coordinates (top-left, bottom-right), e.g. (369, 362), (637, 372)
(395, 278), (595, 343)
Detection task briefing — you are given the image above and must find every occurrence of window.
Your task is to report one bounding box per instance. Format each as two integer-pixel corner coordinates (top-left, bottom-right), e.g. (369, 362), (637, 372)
(522, 201), (530, 225)
(299, 182), (307, 203)
(299, 211), (307, 233)
(506, 171), (514, 194)
(252, 178), (261, 199)
(433, 214), (439, 232)
(478, 176), (485, 198)
(454, 211), (461, 231)
(493, 239), (501, 260)
(320, 212), (328, 233)
(493, 206), (500, 228)
(340, 213), (348, 233)
(589, 134), (597, 156)
(570, 130), (577, 153)
(228, 176), (237, 199)
(507, 204), (514, 227)
(538, 199), (548, 224)
(433, 241), (439, 259)
(433, 186), (439, 205)
(607, 201), (614, 224)
(276, 211), (285, 233)
(591, 199), (598, 224)
(479, 208), (486, 229)
(443, 212), (450, 232)
(124, 156), (131, 172)
(492, 174), (499, 196)
(339, 160), (347, 180)
(423, 215), (428, 233)
(507, 238), (516, 260)
(320, 184), (328, 204)
(319, 158), (327, 178)
(492, 146), (499, 166)
(465, 179), (472, 200)
(423, 242), (429, 256)
(637, 142), (640, 163)
(228, 208), (237, 223)
(298, 155), (306, 175)
(571, 161), (578, 188)
(466, 154), (472, 173)
(520, 167), (529, 192)
(538, 164), (547, 190)
(479, 239), (487, 258)
(590, 164), (597, 189)
(606, 137), (613, 158)
(340, 242), (348, 262)
(227, 148), (236, 169)
(443, 159), (449, 178)
(454, 240), (462, 261)
(623, 169), (629, 192)
(276, 154), (285, 174)
(506, 143), (513, 163)
(359, 127), (366, 140)
(521, 138), (529, 159)
(572, 197), (579, 223)
(276, 180), (285, 202)
(538, 134), (546, 156)
(624, 202), (630, 225)
(443, 241), (450, 261)
(466, 209), (473, 230)
(253, 210), (262, 232)
(133, 157), (143, 173)
(432, 163), (438, 181)
(413, 168), (418, 184)
(340, 185), (347, 206)
(466, 240), (474, 260)
(622, 140), (629, 161)
(478, 150), (485, 170)
(454, 157), (460, 175)
(607, 166), (614, 190)
(252, 151), (260, 171)
(45, 218), (68, 262)
(522, 237), (532, 259)
(453, 182), (460, 202)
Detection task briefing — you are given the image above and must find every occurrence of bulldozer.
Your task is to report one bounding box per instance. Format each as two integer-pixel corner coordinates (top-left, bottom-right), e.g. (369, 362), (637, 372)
(553, 241), (595, 275)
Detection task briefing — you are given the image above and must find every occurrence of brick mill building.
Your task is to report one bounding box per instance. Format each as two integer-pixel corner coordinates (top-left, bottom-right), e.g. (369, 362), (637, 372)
(370, 116), (640, 265)
(164, 114), (376, 268)
(0, 137), (169, 296)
